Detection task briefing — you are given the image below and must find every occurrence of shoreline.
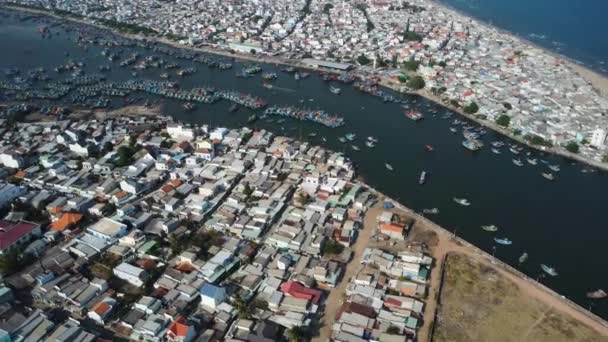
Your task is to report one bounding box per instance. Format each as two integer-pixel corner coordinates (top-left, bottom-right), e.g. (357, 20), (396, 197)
(3, 4), (608, 172)
(431, 0), (608, 97)
(363, 185), (608, 337)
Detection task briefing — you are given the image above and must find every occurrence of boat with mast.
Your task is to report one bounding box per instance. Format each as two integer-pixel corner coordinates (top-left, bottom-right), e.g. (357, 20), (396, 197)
(453, 198), (471, 206)
(541, 264), (558, 276)
(481, 225), (498, 232)
(494, 237), (512, 245)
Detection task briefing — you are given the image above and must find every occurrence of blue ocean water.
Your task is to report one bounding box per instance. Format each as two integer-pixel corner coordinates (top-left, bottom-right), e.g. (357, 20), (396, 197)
(440, 0), (608, 75)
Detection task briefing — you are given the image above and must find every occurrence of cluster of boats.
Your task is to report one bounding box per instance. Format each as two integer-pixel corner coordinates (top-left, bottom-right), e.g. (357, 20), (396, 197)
(353, 80), (400, 103)
(263, 106), (345, 128)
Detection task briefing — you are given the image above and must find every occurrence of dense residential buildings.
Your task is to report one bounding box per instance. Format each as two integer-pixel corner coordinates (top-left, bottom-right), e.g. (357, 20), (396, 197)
(8, 0), (608, 161)
(0, 113), (434, 341)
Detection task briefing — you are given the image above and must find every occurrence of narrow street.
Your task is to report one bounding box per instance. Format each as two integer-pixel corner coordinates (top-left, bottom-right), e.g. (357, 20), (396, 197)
(313, 201), (383, 341)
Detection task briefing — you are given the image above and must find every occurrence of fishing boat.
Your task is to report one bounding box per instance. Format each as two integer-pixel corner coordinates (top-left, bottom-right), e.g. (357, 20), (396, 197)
(509, 147), (520, 154)
(548, 164), (560, 172)
(182, 102), (196, 111)
(527, 158), (538, 165)
(425, 144), (434, 152)
(365, 141), (376, 148)
(351, 145), (360, 151)
(541, 172), (555, 180)
(247, 114), (258, 123)
(512, 159), (524, 167)
(338, 137), (347, 143)
(494, 237), (512, 245)
(423, 208), (439, 214)
(449, 127), (458, 133)
(586, 289), (607, 299)
(481, 225), (498, 232)
(541, 264), (558, 276)
(519, 252), (529, 263)
(308, 132), (317, 137)
(385, 163), (394, 171)
(329, 86), (341, 94)
(491, 148), (501, 154)
(453, 198), (471, 206)
(404, 110), (424, 121)
(491, 141), (505, 148)
(228, 103), (239, 112)
(367, 136), (378, 143)
(261, 72), (277, 80)
(262, 82), (273, 89)
(419, 171), (427, 185)
(345, 133), (356, 141)
(462, 139), (484, 151)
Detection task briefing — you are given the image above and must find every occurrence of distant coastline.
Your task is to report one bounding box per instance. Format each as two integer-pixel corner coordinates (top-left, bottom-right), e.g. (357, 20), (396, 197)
(3, 3), (608, 172)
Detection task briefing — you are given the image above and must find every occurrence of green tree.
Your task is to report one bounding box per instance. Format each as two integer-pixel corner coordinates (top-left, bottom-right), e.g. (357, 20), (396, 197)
(287, 326), (305, 342)
(450, 99), (460, 108)
(398, 74), (408, 83)
(402, 60), (420, 71)
(234, 296), (252, 319)
(357, 54), (370, 65)
(495, 114), (511, 127)
(502, 102), (512, 110)
(115, 145), (135, 167)
(322, 240), (344, 255)
(565, 141), (579, 153)
(406, 76), (425, 90)
(463, 102), (479, 114)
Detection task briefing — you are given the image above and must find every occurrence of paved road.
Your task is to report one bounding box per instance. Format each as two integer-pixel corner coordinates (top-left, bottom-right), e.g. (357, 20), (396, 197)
(313, 201), (383, 341)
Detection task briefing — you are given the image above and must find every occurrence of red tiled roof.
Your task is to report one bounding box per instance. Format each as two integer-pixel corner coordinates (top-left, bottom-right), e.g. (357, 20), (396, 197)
(91, 301), (111, 316)
(0, 220), (38, 251)
(280, 281), (322, 305)
(167, 316), (190, 338)
(50, 213), (83, 232)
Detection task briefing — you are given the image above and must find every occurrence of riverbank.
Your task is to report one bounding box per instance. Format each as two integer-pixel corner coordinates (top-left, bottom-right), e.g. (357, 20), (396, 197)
(363, 185), (608, 339)
(3, 3), (608, 172)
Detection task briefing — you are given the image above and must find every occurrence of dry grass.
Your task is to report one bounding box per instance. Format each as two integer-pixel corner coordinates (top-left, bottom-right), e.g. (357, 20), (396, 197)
(433, 253), (607, 342)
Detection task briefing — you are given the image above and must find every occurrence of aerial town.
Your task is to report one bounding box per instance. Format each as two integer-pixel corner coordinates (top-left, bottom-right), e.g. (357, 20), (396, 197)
(0, 113), (434, 341)
(6, 0), (608, 162)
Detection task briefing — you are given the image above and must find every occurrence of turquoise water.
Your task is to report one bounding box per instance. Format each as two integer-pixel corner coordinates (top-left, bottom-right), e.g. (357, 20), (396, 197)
(441, 0), (608, 74)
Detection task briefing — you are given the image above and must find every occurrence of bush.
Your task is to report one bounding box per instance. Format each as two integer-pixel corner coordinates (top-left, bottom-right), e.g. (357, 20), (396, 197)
(463, 102), (479, 114)
(406, 76), (425, 90)
(503, 102), (512, 110)
(450, 99), (460, 108)
(357, 54), (370, 65)
(322, 240), (344, 255)
(398, 74), (408, 83)
(565, 141), (579, 153)
(402, 60), (420, 71)
(496, 114), (510, 127)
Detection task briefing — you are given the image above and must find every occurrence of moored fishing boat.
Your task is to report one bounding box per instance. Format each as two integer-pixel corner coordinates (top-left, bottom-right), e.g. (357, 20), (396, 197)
(462, 139), (484, 151)
(527, 158), (538, 165)
(453, 198), (471, 206)
(419, 171), (427, 185)
(481, 225), (498, 232)
(385, 163), (394, 171)
(404, 110), (424, 121)
(519, 252), (529, 263)
(541, 264), (558, 276)
(587, 289), (607, 299)
(491, 148), (501, 154)
(423, 208), (439, 214)
(541, 172), (555, 180)
(513, 158), (524, 167)
(494, 237), (512, 245)
(548, 164), (561, 172)
(329, 85), (341, 94)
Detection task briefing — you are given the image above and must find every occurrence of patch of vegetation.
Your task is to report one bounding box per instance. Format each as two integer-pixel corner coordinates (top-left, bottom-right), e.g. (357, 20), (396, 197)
(524, 135), (553, 147)
(322, 239), (344, 255)
(96, 18), (158, 35)
(402, 60), (420, 71)
(496, 114), (511, 127)
(357, 54), (371, 65)
(565, 141), (579, 154)
(406, 76), (425, 90)
(463, 101), (479, 114)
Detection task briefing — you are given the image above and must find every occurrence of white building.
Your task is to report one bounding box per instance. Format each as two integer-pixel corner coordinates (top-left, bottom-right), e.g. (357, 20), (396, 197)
(113, 262), (148, 287)
(167, 124), (195, 141)
(0, 152), (24, 169)
(591, 128), (607, 148)
(87, 217), (128, 242)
